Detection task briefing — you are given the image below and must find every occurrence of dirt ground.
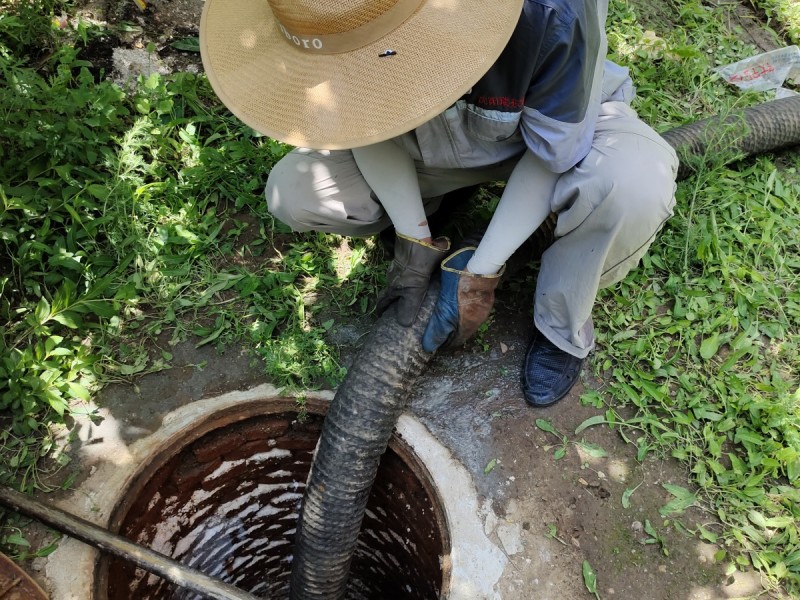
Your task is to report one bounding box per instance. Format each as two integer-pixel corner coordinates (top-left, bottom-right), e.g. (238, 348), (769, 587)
(18, 0), (795, 598)
(410, 300), (750, 600)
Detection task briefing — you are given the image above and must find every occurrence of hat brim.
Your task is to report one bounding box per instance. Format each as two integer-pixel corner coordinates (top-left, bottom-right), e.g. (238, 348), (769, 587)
(200, 0), (524, 150)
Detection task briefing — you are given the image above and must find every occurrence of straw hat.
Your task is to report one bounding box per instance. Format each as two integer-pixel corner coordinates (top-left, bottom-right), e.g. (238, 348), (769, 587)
(200, 0), (524, 150)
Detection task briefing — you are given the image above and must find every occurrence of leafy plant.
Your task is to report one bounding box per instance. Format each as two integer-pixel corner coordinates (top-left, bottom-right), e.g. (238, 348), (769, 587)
(642, 520), (670, 556)
(748, 0), (800, 43)
(0, 0), (381, 555)
(583, 1), (800, 592)
(535, 418), (609, 461)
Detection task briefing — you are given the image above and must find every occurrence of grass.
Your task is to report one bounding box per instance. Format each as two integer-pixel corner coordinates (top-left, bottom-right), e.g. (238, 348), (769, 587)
(0, 0), (381, 554)
(748, 0), (800, 43)
(590, 0), (800, 594)
(0, 0), (798, 595)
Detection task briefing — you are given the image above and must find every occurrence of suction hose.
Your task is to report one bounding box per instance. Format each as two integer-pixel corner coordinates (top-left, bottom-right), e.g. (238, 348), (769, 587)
(289, 95), (800, 599)
(660, 95), (800, 179)
(288, 285), (440, 597)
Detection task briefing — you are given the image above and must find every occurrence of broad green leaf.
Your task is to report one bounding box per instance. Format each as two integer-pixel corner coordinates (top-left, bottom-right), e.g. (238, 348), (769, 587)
(48, 254), (83, 272)
(170, 37), (201, 52)
(47, 347), (72, 357)
(788, 459), (800, 483)
(84, 300), (117, 318)
(639, 380), (667, 402)
(118, 361), (148, 375)
(35, 296), (51, 324)
(484, 458), (498, 475)
(622, 487), (635, 509)
(575, 415), (607, 434)
(699, 333), (720, 359)
(52, 311), (83, 329)
(748, 510), (768, 529)
(763, 516), (794, 529)
(66, 381), (91, 401)
(582, 560), (600, 599)
(575, 441), (608, 458)
(5, 533), (30, 547)
(734, 428), (764, 446)
(86, 184), (109, 200)
(535, 418), (557, 434)
(659, 483), (696, 516)
(47, 394), (67, 416)
(695, 407), (725, 423)
(698, 525), (718, 543)
(644, 519), (658, 538)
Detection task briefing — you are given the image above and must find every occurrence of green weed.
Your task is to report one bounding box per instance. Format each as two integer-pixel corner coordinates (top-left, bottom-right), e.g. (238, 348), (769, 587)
(748, 0), (800, 44)
(585, 1), (800, 593)
(0, 0), (381, 552)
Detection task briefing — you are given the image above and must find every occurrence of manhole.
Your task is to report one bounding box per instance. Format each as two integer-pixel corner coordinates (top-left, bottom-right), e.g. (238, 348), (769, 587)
(95, 398), (450, 599)
(0, 553), (48, 600)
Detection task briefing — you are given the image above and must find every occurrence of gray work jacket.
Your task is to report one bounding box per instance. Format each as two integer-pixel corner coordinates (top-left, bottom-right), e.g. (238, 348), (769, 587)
(394, 0), (634, 173)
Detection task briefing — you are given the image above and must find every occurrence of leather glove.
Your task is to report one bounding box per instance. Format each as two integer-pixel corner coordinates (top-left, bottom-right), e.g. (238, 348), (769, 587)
(422, 247), (504, 353)
(376, 233), (451, 327)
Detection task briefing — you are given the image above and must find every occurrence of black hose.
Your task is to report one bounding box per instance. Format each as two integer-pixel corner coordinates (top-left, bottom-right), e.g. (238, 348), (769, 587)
(289, 285), (439, 599)
(289, 95), (800, 599)
(661, 96), (800, 180)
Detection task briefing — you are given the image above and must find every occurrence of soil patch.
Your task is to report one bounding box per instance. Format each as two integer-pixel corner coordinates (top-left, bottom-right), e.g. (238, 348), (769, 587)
(407, 284), (755, 600)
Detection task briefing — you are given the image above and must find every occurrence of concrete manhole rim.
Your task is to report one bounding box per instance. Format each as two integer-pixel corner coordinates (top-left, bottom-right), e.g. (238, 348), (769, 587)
(43, 384), (507, 600)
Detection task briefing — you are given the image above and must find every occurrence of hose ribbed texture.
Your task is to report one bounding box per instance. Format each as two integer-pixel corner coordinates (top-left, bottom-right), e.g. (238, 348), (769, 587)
(661, 96), (800, 181)
(289, 96), (800, 599)
(289, 286), (439, 599)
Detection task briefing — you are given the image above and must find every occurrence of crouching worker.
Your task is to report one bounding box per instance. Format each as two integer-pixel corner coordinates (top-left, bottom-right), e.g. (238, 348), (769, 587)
(199, 0), (678, 407)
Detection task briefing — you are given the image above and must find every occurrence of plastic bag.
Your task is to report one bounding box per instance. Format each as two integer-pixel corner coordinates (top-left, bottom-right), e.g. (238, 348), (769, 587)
(776, 87), (800, 99)
(715, 45), (800, 91)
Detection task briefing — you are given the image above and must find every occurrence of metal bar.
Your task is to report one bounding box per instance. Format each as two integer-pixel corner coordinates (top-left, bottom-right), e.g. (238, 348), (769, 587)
(0, 486), (264, 600)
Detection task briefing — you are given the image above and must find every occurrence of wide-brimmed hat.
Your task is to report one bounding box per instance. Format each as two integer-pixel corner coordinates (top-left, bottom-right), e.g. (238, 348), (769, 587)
(200, 0), (524, 150)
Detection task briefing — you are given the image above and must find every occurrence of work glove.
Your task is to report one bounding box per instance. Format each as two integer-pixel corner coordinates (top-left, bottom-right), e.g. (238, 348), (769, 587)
(376, 233), (451, 327)
(422, 247), (504, 353)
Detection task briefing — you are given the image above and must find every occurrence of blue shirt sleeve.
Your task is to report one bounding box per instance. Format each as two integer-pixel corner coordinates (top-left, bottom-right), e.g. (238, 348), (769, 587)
(519, 1), (607, 173)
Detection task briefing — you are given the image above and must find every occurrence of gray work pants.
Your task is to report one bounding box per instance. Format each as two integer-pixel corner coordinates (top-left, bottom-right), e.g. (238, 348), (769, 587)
(265, 102), (679, 358)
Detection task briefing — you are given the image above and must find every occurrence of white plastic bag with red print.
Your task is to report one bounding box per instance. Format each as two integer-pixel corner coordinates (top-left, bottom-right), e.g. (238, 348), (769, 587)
(714, 45), (800, 92)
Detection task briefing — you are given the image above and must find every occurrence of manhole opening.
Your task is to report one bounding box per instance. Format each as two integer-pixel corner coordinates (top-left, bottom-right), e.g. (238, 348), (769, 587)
(1, 552), (48, 600)
(96, 399), (451, 599)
